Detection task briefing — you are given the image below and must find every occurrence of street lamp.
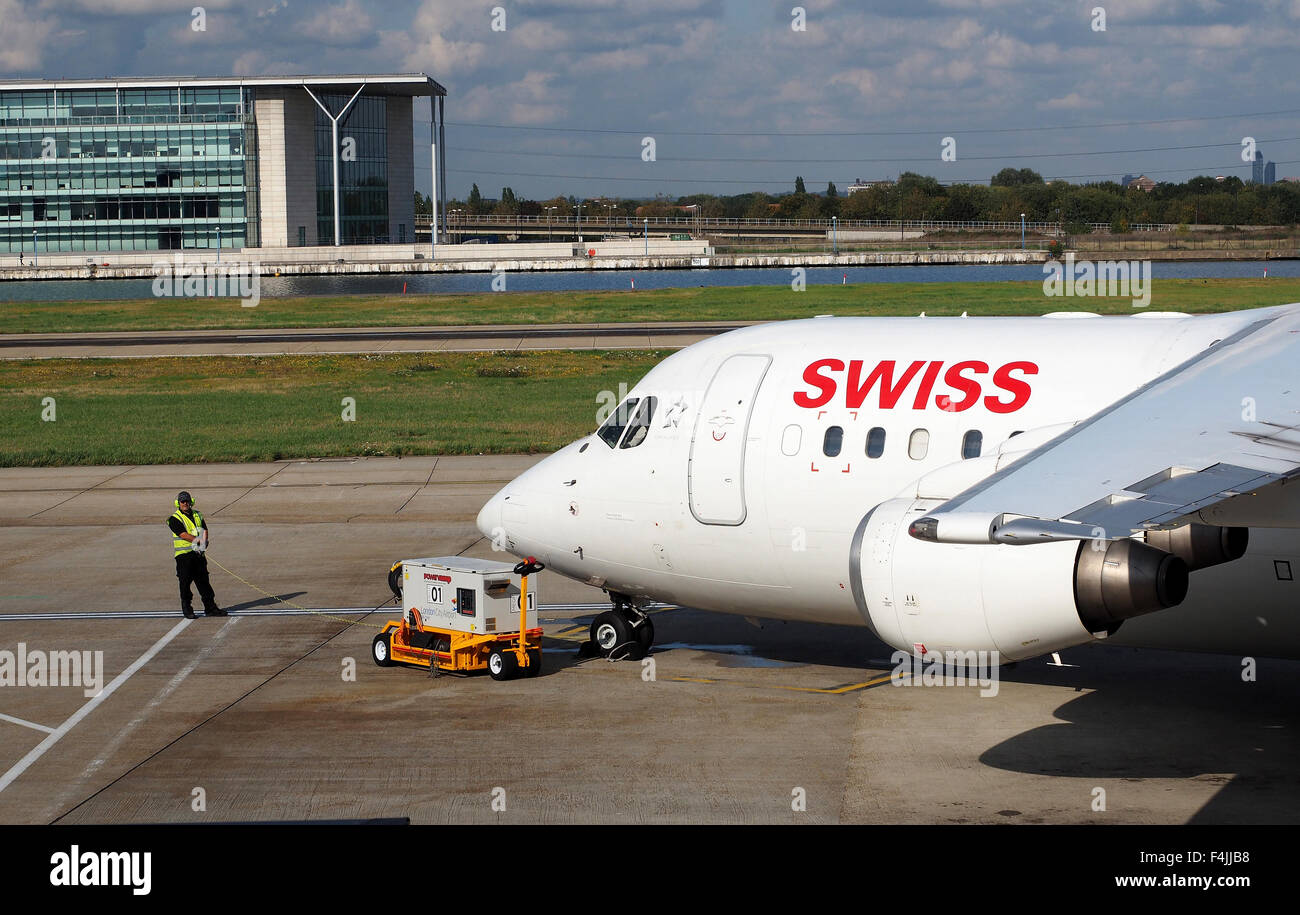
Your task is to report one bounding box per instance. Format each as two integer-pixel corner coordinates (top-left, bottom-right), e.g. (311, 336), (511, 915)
(832, 215), (838, 255)
(1020, 213), (1026, 249)
(216, 225), (221, 264)
(32, 230), (37, 267)
(544, 205), (558, 241)
(576, 203), (584, 245)
(644, 218), (648, 256)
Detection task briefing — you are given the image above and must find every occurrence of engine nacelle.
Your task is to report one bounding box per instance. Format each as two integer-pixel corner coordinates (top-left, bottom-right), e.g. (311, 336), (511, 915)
(1144, 523), (1248, 572)
(849, 498), (1189, 661)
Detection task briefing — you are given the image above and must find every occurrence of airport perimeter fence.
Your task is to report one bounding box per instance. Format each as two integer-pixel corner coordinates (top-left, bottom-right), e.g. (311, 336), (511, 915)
(419, 214), (1181, 234)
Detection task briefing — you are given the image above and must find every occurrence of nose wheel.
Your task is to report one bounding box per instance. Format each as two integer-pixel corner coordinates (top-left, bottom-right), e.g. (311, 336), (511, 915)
(589, 599), (653, 661)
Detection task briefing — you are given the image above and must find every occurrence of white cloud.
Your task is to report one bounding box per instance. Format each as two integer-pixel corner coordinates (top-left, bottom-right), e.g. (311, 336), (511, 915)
(456, 70), (570, 125)
(0, 0), (56, 70)
(299, 0), (373, 44)
(827, 68), (879, 98)
(230, 49), (303, 76)
(49, 0), (237, 11)
(1038, 92), (1101, 111)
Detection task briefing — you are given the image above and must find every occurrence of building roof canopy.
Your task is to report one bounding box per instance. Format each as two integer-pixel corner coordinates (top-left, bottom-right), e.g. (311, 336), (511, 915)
(0, 73), (444, 97)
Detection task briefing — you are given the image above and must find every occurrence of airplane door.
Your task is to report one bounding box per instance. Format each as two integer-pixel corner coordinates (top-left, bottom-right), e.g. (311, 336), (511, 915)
(688, 353), (772, 525)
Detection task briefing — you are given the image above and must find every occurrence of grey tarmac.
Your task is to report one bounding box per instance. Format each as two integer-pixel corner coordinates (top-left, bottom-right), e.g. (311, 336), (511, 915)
(0, 457), (1296, 824)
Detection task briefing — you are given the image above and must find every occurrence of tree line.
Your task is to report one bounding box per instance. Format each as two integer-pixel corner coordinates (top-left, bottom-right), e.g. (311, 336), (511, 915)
(423, 170), (1300, 230)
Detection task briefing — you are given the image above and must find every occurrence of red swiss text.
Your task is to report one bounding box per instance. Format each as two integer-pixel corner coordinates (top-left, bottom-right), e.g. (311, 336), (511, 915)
(792, 359), (1039, 414)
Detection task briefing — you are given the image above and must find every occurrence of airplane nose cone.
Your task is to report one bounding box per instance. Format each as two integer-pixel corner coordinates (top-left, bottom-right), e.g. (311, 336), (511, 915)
(476, 488), (504, 542)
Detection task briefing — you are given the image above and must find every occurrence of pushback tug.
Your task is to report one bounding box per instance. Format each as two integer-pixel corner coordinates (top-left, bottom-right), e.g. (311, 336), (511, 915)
(372, 556), (545, 680)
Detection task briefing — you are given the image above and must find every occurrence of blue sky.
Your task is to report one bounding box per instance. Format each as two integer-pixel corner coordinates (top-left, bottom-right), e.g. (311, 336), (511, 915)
(2, 0), (1298, 199)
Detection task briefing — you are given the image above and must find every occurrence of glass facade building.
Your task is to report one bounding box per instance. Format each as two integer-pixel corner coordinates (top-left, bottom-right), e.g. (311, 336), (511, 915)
(314, 93), (388, 245)
(1, 86), (254, 253)
(0, 75), (444, 256)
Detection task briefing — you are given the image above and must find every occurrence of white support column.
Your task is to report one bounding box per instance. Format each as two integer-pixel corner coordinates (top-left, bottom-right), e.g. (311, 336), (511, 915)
(304, 84), (365, 246)
(430, 101), (438, 258)
(438, 95), (446, 247)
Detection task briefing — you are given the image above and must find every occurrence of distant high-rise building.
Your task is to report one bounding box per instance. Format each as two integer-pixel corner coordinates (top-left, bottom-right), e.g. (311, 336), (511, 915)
(1253, 150), (1265, 184)
(846, 178), (893, 193)
(1265, 161), (1277, 185)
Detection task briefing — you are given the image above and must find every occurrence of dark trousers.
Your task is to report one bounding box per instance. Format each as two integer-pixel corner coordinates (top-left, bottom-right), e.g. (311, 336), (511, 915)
(175, 552), (217, 611)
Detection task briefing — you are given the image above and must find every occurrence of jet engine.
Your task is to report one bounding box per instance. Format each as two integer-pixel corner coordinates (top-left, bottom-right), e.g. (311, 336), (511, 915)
(849, 498), (1191, 661)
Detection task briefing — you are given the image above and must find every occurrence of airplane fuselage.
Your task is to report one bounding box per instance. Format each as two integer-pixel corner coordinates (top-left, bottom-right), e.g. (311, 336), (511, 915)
(478, 310), (1300, 660)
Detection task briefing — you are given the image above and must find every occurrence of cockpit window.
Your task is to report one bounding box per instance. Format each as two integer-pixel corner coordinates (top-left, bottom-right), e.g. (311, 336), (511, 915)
(597, 397), (639, 448)
(619, 397), (657, 449)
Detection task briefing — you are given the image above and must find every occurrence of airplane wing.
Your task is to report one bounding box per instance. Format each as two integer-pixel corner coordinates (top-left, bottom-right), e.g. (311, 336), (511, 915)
(911, 305), (1300, 545)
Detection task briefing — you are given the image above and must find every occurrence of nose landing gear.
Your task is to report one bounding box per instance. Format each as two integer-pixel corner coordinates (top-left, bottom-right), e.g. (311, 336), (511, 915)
(588, 595), (654, 661)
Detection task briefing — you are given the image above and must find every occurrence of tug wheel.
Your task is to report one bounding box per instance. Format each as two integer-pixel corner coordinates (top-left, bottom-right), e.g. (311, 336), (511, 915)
(525, 649), (542, 677)
(488, 647), (519, 681)
(372, 632), (393, 667)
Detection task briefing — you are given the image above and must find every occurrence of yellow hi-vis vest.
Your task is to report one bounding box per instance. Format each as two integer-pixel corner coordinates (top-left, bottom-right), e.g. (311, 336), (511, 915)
(170, 508), (204, 557)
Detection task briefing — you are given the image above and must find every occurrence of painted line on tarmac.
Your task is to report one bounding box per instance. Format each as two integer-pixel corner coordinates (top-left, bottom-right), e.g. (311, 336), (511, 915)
(658, 670), (901, 696)
(0, 608), (381, 621)
(0, 602), (663, 622)
(0, 712), (55, 734)
(553, 604), (676, 637)
(775, 672), (901, 694)
(66, 616), (241, 810)
(0, 618), (191, 795)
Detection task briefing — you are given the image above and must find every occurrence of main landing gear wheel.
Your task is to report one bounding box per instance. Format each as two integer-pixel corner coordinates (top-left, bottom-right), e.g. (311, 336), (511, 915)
(488, 647), (519, 681)
(590, 603), (653, 661)
(591, 610), (634, 659)
(633, 616), (655, 654)
(372, 632), (393, 667)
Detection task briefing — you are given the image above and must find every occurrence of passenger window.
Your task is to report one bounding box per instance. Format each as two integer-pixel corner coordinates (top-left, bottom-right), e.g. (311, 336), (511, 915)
(961, 430), (983, 459)
(866, 426), (886, 458)
(596, 397), (639, 448)
(823, 426), (843, 457)
(781, 424), (802, 456)
(908, 429), (929, 460)
(619, 397), (657, 449)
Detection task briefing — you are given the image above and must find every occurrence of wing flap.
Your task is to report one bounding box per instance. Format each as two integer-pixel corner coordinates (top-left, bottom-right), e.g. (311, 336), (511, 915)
(915, 306), (1300, 544)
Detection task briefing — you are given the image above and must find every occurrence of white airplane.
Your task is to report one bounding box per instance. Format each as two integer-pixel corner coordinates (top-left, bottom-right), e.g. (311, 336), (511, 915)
(476, 304), (1300, 664)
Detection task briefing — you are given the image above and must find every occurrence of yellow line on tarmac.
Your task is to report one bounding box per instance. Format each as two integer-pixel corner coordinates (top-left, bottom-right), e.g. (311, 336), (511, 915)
(775, 672), (900, 694)
(668, 671), (902, 695)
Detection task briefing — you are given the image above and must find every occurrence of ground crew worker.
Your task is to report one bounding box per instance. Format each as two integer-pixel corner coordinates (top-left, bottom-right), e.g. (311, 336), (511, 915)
(168, 491), (225, 618)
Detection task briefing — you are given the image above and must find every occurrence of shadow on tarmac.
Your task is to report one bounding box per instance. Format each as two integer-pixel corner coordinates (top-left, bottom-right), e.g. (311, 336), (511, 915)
(979, 648), (1300, 823)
